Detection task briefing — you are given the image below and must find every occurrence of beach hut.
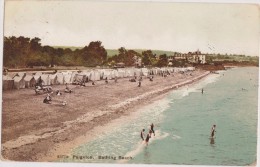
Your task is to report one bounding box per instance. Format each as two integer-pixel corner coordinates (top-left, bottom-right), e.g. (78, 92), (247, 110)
(141, 68), (149, 76)
(90, 71), (101, 81)
(70, 72), (78, 83)
(49, 74), (58, 85)
(13, 76), (25, 89)
(40, 74), (50, 85)
(8, 72), (18, 79)
(24, 75), (36, 88)
(35, 72), (42, 76)
(117, 69), (125, 78)
(103, 70), (112, 80)
(33, 75), (41, 85)
(3, 75), (14, 90)
(64, 73), (72, 84)
(56, 73), (64, 84)
(112, 70), (118, 78)
(134, 68), (142, 77)
(17, 72), (26, 79)
(73, 74), (87, 84)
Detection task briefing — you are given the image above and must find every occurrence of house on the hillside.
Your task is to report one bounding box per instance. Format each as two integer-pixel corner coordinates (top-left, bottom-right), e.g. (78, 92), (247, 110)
(188, 50), (206, 64)
(167, 50), (206, 65)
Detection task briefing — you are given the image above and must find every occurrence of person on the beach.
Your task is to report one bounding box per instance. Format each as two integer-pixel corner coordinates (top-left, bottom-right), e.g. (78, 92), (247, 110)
(145, 133), (150, 146)
(211, 124), (216, 138)
(149, 76), (153, 81)
(140, 129), (145, 141)
(35, 85), (41, 94)
(202, 88), (204, 94)
(92, 81), (95, 85)
(149, 129), (153, 138)
(150, 123), (155, 136)
(138, 81), (141, 87)
(43, 93), (52, 104)
(56, 90), (62, 96)
(105, 77), (108, 84)
(81, 81), (86, 87)
(62, 101), (67, 106)
(65, 83), (72, 93)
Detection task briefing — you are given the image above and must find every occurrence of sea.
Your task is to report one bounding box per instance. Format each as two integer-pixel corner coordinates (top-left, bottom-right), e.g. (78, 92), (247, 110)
(60, 67), (258, 166)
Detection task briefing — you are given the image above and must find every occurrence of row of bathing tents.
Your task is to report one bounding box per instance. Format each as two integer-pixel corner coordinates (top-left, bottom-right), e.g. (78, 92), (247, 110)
(2, 67), (195, 90)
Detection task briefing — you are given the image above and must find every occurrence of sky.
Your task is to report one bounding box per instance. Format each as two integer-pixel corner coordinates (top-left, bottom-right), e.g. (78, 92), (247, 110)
(3, 1), (260, 56)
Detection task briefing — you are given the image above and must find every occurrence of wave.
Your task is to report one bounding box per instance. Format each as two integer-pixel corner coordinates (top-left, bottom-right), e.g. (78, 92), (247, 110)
(118, 130), (169, 163)
(168, 72), (223, 100)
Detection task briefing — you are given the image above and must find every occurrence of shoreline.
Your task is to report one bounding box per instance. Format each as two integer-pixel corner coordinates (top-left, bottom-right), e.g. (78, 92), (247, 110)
(40, 71), (210, 162)
(1, 70), (210, 162)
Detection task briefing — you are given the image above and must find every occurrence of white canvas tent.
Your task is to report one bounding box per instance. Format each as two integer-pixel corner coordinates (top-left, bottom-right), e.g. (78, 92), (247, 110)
(103, 70), (112, 80)
(33, 75), (41, 84)
(35, 72), (42, 76)
(90, 71), (101, 81)
(70, 72), (78, 83)
(141, 68), (149, 76)
(40, 74), (50, 85)
(13, 76), (25, 89)
(64, 73), (72, 84)
(49, 74), (58, 85)
(73, 74), (87, 84)
(3, 75), (14, 90)
(56, 73), (64, 84)
(24, 75), (36, 88)
(17, 72), (26, 78)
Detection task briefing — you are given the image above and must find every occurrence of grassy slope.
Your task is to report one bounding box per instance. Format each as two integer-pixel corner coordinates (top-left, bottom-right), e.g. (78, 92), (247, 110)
(52, 46), (177, 56)
(52, 46), (258, 62)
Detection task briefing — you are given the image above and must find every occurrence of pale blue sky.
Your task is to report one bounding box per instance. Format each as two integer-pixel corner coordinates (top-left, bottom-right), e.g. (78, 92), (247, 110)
(4, 1), (260, 56)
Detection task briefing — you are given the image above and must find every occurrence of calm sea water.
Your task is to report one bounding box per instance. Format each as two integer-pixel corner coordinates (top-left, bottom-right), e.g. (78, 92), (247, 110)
(61, 67), (258, 166)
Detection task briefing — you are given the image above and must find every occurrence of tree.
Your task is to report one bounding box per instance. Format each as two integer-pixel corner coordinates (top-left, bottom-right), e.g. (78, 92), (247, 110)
(80, 41), (107, 66)
(157, 54), (168, 67)
(142, 50), (156, 66)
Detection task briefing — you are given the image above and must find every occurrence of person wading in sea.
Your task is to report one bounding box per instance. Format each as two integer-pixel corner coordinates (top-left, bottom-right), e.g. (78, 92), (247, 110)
(140, 129), (145, 141)
(145, 133), (150, 146)
(150, 123), (155, 136)
(211, 124), (216, 138)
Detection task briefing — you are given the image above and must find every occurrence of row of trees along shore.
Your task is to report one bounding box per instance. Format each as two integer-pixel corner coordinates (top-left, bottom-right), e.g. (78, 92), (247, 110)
(4, 36), (258, 68)
(4, 36), (169, 68)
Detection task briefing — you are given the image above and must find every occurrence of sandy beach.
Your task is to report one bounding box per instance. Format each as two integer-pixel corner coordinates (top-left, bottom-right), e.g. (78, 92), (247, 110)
(1, 69), (209, 162)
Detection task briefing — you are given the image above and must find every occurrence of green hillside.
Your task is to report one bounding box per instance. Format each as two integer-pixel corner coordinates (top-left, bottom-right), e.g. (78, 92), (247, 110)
(52, 46), (178, 56)
(106, 49), (178, 57)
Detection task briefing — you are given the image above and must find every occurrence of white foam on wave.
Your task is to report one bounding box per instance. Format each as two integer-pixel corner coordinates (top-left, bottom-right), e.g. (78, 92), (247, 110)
(118, 130), (169, 163)
(169, 72), (223, 100)
(172, 134), (181, 140)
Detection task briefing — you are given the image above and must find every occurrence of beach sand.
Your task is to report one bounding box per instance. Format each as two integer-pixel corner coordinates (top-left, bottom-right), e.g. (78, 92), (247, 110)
(1, 69), (209, 162)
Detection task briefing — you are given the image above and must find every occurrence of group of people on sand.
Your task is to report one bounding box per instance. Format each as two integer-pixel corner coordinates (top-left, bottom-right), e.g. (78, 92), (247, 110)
(43, 83), (72, 106)
(129, 75), (155, 87)
(140, 123), (155, 146)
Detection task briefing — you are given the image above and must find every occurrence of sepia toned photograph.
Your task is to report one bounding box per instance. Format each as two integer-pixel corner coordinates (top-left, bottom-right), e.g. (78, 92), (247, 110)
(0, 0), (259, 166)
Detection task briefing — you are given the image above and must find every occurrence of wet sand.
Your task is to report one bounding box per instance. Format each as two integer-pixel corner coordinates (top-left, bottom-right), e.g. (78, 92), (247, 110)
(1, 69), (209, 162)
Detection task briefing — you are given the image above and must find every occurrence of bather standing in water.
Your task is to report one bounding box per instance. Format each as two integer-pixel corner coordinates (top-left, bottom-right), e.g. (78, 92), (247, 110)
(211, 124), (216, 138)
(140, 129), (145, 141)
(145, 133), (150, 146)
(150, 123), (155, 136)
